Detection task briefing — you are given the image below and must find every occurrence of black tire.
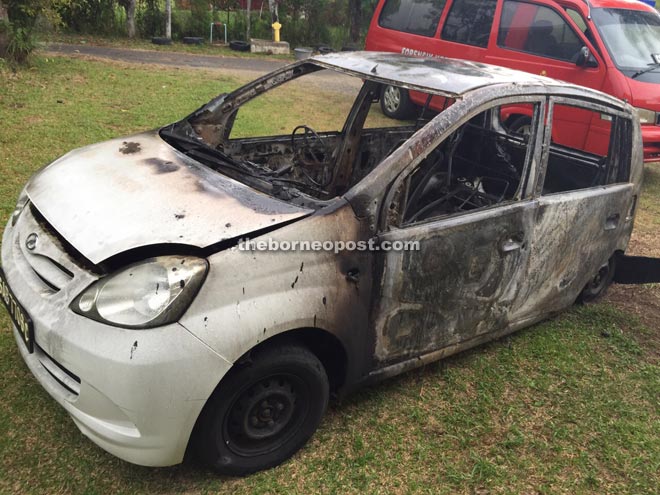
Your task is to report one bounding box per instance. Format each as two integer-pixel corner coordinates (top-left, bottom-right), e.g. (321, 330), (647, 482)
(380, 84), (417, 120)
(183, 37), (204, 45)
(195, 344), (329, 476)
(229, 40), (250, 52)
(507, 115), (532, 136)
(152, 37), (172, 45)
(577, 257), (616, 303)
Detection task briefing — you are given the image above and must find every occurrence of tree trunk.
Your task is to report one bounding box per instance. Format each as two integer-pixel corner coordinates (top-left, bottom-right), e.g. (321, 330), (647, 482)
(127, 0), (137, 38)
(246, 0), (252, 41)
(349, 0), (361, 43)
(165, 0), (172, 39)
(268, 0), (276, 22)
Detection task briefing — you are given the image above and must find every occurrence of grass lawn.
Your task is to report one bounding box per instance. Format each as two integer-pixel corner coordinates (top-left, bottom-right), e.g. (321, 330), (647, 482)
(0, 56), (658, 494)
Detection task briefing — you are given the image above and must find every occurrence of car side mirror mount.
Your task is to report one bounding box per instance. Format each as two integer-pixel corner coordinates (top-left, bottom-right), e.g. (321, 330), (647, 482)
(576, 46), (598, 68)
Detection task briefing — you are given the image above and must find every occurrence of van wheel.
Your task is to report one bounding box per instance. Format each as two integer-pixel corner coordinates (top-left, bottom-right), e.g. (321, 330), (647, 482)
(577, 257), (616, 303)
(380, 85), (416, 119)
(195, 344), (329, 476)
(507, 115), (532, 136)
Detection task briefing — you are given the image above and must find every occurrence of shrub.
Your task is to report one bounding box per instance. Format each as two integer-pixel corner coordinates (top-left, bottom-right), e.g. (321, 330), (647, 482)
(137, 0), (165, 37)
(0, 20), (40, 66)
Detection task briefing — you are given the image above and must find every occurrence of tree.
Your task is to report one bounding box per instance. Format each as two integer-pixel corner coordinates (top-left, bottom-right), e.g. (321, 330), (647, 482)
(165, 0), (171, 39)
(348, 0), (361, 43)
(246, 0), (251, 41)
(117, 0), (137, 38)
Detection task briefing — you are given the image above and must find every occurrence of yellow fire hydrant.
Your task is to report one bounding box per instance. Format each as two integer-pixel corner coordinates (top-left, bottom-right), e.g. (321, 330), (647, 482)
(272, 21), (282, 43)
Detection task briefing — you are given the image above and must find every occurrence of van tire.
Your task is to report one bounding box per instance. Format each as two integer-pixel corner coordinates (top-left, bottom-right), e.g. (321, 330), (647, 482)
(507, 115), (532, 136)
(194, 344), (329, 476)
(577, 257), (616, 303)
(380, 85), (416, 120)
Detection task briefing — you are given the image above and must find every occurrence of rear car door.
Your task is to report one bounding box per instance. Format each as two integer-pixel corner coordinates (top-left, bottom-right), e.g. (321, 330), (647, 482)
(512, 97), (636, 318)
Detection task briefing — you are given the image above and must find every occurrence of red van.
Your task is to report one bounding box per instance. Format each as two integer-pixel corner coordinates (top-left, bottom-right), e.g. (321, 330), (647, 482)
(365, 0), (660, 162)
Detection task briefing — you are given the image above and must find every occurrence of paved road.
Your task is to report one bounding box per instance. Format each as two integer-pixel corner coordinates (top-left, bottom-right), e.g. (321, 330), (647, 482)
(45, 42), (287, 74)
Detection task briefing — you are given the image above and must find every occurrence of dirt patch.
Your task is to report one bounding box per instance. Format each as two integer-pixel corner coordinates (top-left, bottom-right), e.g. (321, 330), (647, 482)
(604, 284), (660, 363)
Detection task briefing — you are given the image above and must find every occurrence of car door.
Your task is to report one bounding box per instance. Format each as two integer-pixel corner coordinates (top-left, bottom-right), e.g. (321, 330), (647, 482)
(370, 99), (543, 364)
(511, 97), (635, 318)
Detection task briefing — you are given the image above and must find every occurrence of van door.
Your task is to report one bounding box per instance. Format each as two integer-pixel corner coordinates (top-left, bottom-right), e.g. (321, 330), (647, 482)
(512, 98), (635, 319)
(370, 100), (542, 364)
(487, 1), (608, 150)
(488, 0), (606, 88)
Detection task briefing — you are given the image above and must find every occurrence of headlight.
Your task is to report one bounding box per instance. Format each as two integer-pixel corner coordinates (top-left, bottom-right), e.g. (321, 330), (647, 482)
(11, 188), (29, 227)
(635, 107), (657, 125)
(71, 256), (208, 328)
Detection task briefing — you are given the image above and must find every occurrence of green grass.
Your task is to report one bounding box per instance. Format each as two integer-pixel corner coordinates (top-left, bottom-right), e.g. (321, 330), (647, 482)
(0, 57), (659, 494)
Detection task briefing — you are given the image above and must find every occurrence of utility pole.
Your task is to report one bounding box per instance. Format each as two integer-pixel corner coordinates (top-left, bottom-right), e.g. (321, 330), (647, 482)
(165, 0), (172, 39)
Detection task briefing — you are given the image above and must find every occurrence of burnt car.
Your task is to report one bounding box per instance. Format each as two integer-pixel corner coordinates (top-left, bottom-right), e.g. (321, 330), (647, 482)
(0, 52), (642, 475)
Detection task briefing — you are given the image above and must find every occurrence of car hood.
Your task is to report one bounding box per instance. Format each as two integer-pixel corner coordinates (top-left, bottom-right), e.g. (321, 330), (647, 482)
(26, 131), (312, 265)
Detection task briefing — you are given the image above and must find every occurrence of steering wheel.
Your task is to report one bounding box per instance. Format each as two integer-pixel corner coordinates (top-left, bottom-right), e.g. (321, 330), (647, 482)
(291, 125), (328, 165)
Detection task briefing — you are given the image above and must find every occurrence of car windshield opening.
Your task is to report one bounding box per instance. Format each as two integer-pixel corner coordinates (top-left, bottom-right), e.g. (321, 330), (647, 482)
(162, 63), (439, 206)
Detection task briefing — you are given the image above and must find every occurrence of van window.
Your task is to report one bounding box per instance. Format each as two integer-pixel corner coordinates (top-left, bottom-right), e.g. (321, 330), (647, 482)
(397, 103), (536, 225)
(378, 0), (447, 37)
(441, 0), (497, 48)
(565, 8), (587, 33)
(543, 104), (631, 194)
(499, 1), (583, 62)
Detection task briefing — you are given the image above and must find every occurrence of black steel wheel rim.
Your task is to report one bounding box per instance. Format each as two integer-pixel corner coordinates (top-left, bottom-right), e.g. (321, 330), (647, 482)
(588, 264), (610, 294)
(222, 373), (310, 457)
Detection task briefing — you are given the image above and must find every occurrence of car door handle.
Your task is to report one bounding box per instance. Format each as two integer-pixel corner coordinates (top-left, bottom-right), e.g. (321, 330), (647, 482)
(500, 238), (523, 253)
(500, 232), (525, 253)
(604, 213), (620, 231)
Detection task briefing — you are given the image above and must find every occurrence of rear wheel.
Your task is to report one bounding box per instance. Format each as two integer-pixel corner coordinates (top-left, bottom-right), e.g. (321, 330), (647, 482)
(577, 257), (616, 303)
(380, 85), (417, 120)
(195, 344), (329, 476)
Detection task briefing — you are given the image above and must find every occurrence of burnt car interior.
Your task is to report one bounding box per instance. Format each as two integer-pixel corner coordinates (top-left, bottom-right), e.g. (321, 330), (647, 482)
(400, 104), (535, 224)
(162, 63), (433, 207)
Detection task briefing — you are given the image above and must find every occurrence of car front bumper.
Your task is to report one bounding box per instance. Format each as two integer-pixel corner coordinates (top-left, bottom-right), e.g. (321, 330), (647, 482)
(641, 124), (660, 162)
(1, 205), (232, 466)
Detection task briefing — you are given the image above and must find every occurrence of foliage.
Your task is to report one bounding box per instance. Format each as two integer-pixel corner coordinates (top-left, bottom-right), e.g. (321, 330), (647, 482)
(4, 23), (35, 63)
(137, 0), (164, 37)
(45, 0), (379, 47)
(1, 0), (65, 64)
(56, 0), (125, 35)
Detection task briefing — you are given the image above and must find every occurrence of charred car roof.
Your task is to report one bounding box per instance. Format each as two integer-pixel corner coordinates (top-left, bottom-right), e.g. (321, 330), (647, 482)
(308, 51), (628, 108)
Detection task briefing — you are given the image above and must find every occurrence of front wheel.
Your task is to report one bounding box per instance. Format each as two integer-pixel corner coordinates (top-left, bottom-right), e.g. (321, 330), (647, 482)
(380, 84), (417, 120)
(194, 344), (329, 476)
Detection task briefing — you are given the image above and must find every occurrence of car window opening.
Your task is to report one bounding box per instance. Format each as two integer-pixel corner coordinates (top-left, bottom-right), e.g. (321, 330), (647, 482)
(401, 105), (532, 225)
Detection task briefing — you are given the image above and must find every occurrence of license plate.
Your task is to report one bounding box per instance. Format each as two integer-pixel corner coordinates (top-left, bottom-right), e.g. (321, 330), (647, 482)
(0, 267), (34, 353)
